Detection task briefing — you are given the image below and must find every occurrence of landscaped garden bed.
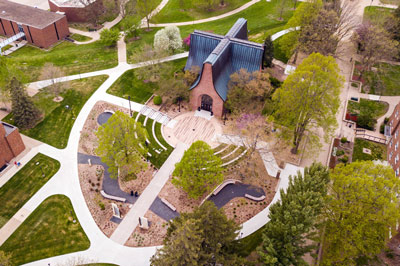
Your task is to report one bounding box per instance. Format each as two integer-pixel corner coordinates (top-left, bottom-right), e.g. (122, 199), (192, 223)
(0, 153), (60, 228)
(346, 98), (388, 130)
(352, 138), (387, 162)
(0, 195), (90, 265)
(3, 75), (108, 148)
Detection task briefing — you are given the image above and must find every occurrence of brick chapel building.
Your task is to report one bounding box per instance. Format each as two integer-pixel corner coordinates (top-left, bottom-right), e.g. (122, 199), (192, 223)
(0, 122), (25, 171)
(185, 18), (265, 118)
(48, 0), (96, 23)
(0, 0), (69, 48)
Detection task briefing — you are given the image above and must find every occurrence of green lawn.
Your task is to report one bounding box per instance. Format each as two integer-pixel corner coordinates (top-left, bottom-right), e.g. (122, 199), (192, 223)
(0, 195), (90, 265)
(364, 6), (394, 27)
(107, 58), (186, 103)
(151, 0), (251, 23)
(71, 33), (93, 42)
(235, 226), (264, 257)
(273, 31), (295, 63)
(360, 63), (400, 96)
(9, 41), (117, 82)
(379, 0), (400, 5)
(0, 153), (60, 228)
(352, 138), (387, 162)
(3, 75), (108, 148)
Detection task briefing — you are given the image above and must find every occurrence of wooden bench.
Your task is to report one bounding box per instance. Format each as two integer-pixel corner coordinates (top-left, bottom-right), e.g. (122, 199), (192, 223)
(213, 180), (236, 195)
(100, 190), (126, 202)
(245, 194), (266, 202)
(160, 197), (176, 212)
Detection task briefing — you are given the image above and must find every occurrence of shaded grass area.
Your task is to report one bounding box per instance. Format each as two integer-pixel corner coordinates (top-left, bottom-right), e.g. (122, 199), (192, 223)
(151, 0), (251, 23)
(9, 41), (117, 82)
(107, 58), (187, 103)
(3, 76), (108, 148)
(134, 113), (174, 168)
(352, 138), (387, 162)
(0, 153), (60, 228)
(71, 33), (93, 42)
(273, 31), (295, 63)
(235, 225), (264, 257)
(364, 6), (394, 27)
(358, 63), (400, 96)
(0, 195), (90, 265)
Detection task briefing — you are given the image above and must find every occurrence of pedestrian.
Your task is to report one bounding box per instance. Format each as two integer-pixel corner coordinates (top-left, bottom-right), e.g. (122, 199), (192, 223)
(350, 57), (353, 62)
(14, 161), (17, 166)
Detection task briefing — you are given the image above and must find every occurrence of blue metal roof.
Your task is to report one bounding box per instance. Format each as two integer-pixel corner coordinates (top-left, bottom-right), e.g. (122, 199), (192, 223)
(186, 18), (264, 101)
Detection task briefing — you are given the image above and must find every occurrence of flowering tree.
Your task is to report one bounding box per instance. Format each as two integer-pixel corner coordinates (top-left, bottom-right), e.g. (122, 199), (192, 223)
(154, 26), (183, 52)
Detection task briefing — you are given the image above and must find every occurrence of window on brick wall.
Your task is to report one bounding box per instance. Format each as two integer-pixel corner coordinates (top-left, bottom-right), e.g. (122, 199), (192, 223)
(395, 143), (398, 151)
(390, 140), (393, 148)
(390, 152), (393, 160)
(396, 168), (399, 176)
(395, 155), (399, 164)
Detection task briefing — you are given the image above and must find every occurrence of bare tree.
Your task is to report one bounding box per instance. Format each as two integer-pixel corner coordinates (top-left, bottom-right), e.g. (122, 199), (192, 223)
(137, 0), (159, 30)
(39, 63), (69, 97)
(352, 23), (398, 79)
(78, 0), (105, 27)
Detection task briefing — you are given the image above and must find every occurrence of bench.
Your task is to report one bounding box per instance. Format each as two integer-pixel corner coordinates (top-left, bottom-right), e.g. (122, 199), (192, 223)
(100, 190), (126, 202)
(160, 197), (176, 212)
(245, 194), (266, 202)
(213, 180), (236, 195)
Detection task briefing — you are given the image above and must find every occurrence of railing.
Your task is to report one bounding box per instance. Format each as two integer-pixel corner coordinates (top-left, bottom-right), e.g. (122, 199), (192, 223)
(355, 129), (388, 144)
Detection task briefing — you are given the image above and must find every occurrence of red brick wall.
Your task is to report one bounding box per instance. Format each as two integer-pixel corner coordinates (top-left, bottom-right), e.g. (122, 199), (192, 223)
(0, 124), (25, 167)
(190, 63), (225, 117)
(388, 102), (400, 175)
(0, 16), (69, 48)
(5, 129), (25, 158)
(49, 0), (89, 22)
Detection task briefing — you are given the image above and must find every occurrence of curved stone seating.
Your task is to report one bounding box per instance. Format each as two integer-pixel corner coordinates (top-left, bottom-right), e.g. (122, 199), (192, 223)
(245, 194), (265, 201)
(100, 190), (126, 202)
(160, 197), (177, 212)
(213, 179), (237, 195)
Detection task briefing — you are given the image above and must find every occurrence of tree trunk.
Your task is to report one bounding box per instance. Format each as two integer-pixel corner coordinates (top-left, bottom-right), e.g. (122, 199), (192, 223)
(292, 126), (305, 154)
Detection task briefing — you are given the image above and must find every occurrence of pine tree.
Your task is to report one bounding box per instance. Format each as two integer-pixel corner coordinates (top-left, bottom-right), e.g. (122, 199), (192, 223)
(258, 163), (330, 265)
(263, 35), (274, 68)
(151, 201), (243, 266)
(9, 77), (41, 129)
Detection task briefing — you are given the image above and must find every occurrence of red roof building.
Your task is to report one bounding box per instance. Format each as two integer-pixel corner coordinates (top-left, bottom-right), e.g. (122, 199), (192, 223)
(0, 122), (25, 171)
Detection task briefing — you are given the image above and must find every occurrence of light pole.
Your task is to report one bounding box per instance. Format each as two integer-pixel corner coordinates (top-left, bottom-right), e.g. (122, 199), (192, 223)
(128, 96), (132, 117)
(178, 96), (182, 112)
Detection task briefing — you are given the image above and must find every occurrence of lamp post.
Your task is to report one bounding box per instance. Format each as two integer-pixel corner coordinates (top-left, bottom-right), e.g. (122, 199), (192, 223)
(178, 96), (182, 112)
(223, 108), (227, 125)
(128, 96), (132, 117)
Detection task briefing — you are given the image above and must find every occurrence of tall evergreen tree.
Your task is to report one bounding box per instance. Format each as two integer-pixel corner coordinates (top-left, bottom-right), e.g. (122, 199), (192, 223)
(151, 201), (243, 266)
(258, 163), (330, 265)
(9, 78), (41, 129)
(263, 35), (274, 68)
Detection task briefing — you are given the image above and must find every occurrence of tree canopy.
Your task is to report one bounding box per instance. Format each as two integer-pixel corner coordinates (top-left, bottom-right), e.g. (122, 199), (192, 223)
(100, 28), (121, 47)
(172, 141), (223, 199)
(322, 161), (400, 265)
(272, 53), (343, 154)
(151, 201), (243, 266)
(258, 163), (330, 265)
(154, 26), (183, 52)
(95, 111), (148, 179)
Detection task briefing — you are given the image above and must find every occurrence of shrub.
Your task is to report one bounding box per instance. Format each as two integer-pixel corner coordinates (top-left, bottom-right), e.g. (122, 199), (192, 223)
(100, 28), (121, 47)
(336, 150), (345, 156)
(384, 117), (389, 124)
(340, 137), (348, 143)
(153, 95), (162, 105)
(99, 202), (105, 210)
(269, 77), (282, 88)
(339, 155), (349, 164)
(351, 82), (359, 88)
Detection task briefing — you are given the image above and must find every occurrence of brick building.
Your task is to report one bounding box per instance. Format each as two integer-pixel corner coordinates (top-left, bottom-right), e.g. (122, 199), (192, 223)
(0, 122), (25, 171)
(0, 0), (69, 48)
(185, 18), (265, 118)
(387, 102), (400, 175)
(49, 0), (96, 23)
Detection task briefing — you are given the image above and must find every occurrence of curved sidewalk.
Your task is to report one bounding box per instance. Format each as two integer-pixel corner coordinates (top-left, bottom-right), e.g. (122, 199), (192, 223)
(148, 0), (260, 27)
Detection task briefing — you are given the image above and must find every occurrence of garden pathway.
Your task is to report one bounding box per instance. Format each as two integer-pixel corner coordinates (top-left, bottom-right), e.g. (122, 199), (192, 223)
(110, 142), (188, 245)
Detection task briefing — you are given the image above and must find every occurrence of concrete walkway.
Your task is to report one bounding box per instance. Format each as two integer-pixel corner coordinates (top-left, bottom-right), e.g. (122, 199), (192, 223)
(110, 142), (188, 245)
(149, 0), (260, 27)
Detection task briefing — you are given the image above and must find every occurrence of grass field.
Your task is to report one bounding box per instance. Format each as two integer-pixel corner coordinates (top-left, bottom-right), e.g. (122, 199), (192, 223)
(0, 153), (60, 228)
(360, 63), (400, 96)
(151, 0), (251, 23)
(273, 31), (295, 63)
(347, 99), (388, 130)
(107, 58), (186, 103)
(9, 41), (117, 82)
(3, 75), (108, 148)
(125, 0), (294, 63)
(352, 138), (387, 162)
(0, 195), (90, 265)
(364, 6), (394, 27)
